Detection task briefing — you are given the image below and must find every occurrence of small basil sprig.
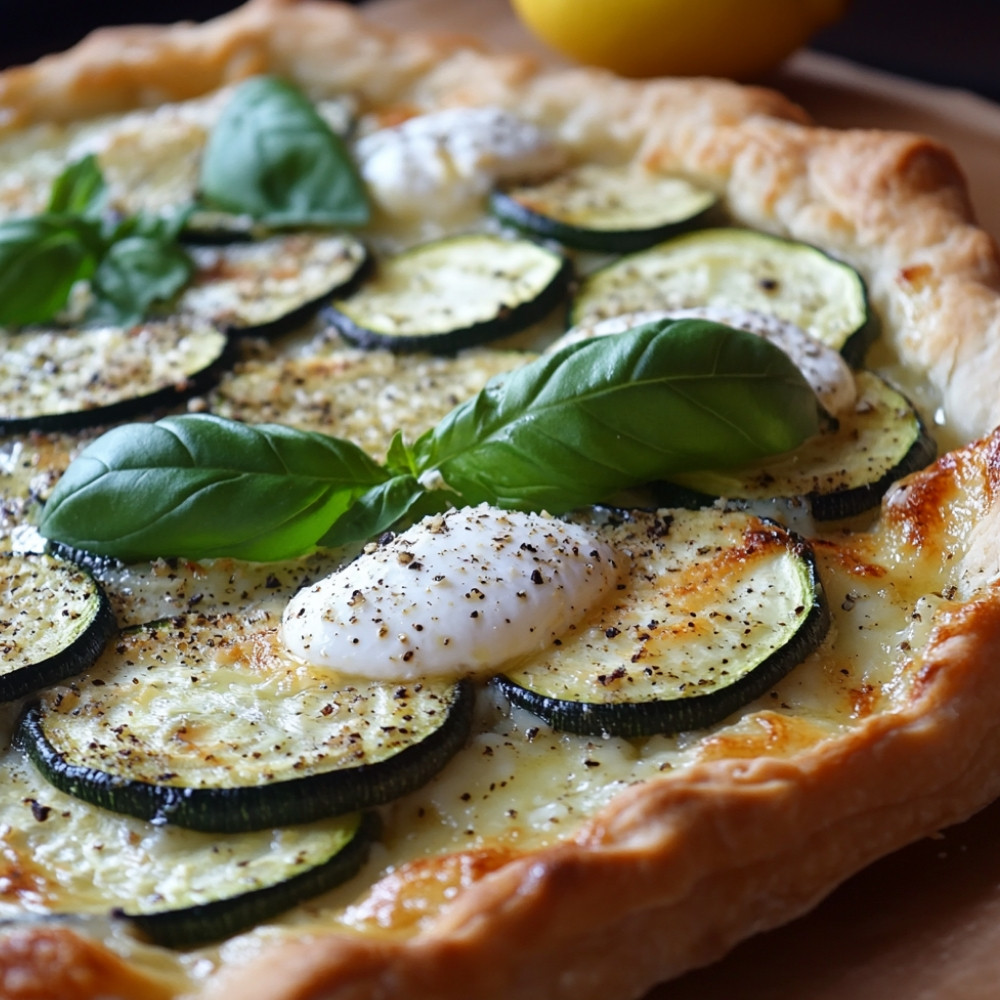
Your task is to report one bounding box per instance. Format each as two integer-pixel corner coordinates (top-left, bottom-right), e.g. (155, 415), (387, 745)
(2, 80), (369, 327)
(0, 156), (107, 325)
(46, 154), (108, 218)
(0, 155), (192, 328)
(39, 320), (820, 562)
(0, 215), (100, 326)
(87, 207), (195, 327)
(199, 76), (370, 227)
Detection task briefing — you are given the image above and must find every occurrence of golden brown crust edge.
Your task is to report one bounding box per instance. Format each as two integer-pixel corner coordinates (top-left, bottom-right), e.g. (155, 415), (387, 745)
(0, 0), (805, 130)
(3, 4), (1000, 999)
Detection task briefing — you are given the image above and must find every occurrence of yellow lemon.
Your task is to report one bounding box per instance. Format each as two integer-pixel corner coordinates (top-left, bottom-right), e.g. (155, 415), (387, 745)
(510, 0), (849, 80)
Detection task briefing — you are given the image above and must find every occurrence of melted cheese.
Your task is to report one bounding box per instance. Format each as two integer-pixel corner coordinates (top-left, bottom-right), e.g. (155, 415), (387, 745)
(0, 527), (944, 969)
(203, 344), (530, 461)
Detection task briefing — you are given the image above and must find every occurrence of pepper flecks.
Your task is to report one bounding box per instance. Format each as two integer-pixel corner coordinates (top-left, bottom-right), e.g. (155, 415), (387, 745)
(280, 504), (621, 682)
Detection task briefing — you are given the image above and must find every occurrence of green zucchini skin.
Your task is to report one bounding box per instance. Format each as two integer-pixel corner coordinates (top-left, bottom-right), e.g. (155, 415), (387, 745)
(179, 233), (371, 339)
(490, 164), (718, 253)
(570, 228), (877, 365)
(656, 371), (937, 521)
(494, 509), (830, 738)
(19, 675), (475, 833)
(0, 319), (238, 435)
(118, 811), (379, 948)
(324, 234), (572, 353)
(0, 551), (117, 702)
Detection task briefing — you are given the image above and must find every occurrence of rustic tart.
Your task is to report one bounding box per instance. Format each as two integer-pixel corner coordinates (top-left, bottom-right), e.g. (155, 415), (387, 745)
(2, 2), (1000, 999)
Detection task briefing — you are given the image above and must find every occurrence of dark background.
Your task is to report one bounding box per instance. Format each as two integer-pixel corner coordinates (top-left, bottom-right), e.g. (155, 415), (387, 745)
(0, 0), (998, 103)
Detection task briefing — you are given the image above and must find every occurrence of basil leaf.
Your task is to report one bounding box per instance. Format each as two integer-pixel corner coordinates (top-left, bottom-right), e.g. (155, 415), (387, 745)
(199, 76), (370, 227)
(318, 475), (435, 549)
(40, 321), (823, 563)
(108, 204), (193, 244)
(87, 235), (194, 327)
(47, 155), (107, 218)
(0, 215), (99, 326)
(1, 155), (195, 329)
(412, 319), (821, 511)
(39, 414), (391, 562)
(384, 430), (419, 478)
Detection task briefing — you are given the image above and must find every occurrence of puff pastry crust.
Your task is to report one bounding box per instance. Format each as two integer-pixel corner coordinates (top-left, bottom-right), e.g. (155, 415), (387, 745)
(3, 3), (1000, 999)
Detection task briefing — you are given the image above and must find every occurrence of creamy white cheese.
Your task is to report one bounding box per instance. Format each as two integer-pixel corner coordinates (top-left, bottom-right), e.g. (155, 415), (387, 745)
(355, 107), (566, 221)
(281, 505), (620, 681)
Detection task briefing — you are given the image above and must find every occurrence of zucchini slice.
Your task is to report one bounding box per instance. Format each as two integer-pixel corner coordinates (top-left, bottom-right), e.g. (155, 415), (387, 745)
(570, 228), (875, 364)
(0, 551), (115, 701)
(0, 749), (376, 948)
(0, 318), (235, 434)
(21, 610), (474, 832)
(658, 371), (936, 521)
(495, 507), (829, 738)
(179, 233), (369, 337)
(208, 346), (532, 457)
(120, 811), (378, 947)
(490, 163), (717, 252)
(324, 234), (570, 353)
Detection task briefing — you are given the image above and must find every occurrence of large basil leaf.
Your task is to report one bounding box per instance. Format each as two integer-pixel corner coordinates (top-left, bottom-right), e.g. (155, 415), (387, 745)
(410, 319), (821, 511)
(40, 321), (823, 563)
(199, 76), (370, 227)
(39, 415), (391, 562)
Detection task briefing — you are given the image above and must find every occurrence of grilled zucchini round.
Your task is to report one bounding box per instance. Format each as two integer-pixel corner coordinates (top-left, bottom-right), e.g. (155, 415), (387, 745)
(657, 370), (936, 521)
(120, 811), (378, 947)
(20, 610), (474, 832)
(490, 163), (717, 252)
(0, 747), (377, 948)
(495, 507), (829, 738)
(570, 227), (875, 364)
(179, 232), (369, 337)
(325, 234), (570, 353)
(0, 318), (235, 434)
(0, 550), (116, 701)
